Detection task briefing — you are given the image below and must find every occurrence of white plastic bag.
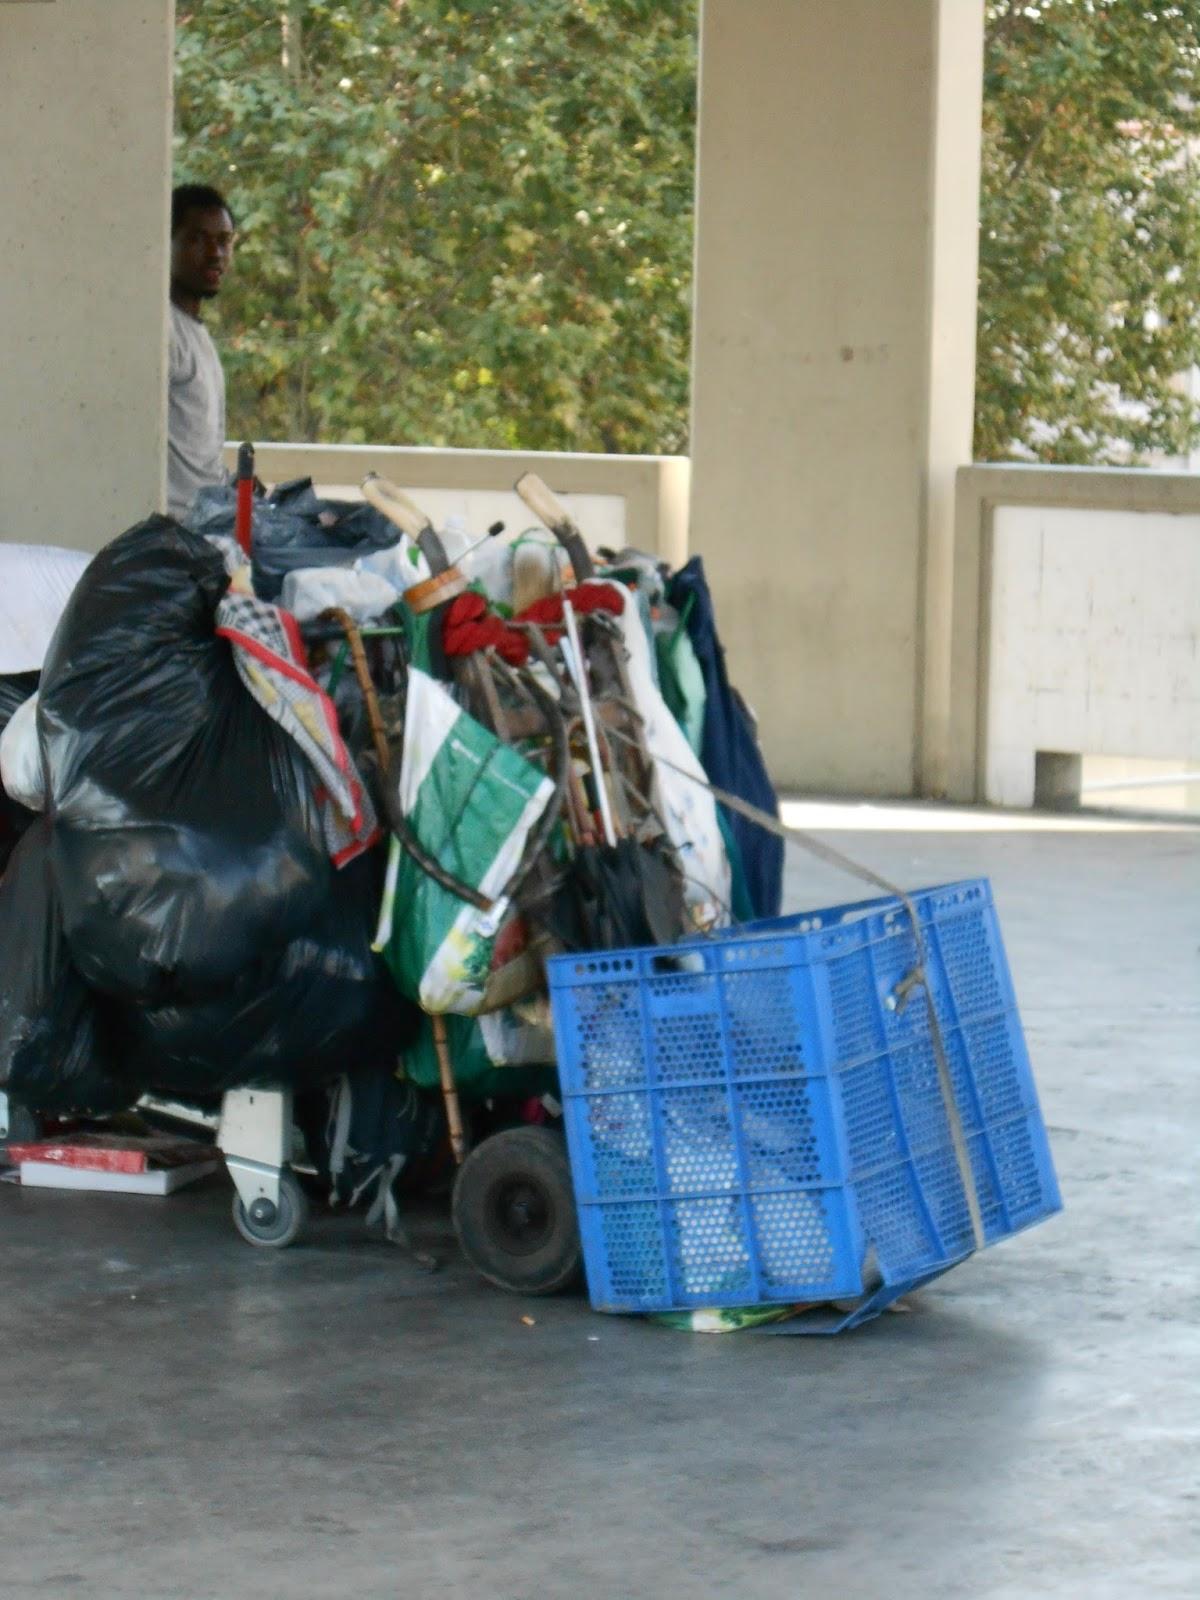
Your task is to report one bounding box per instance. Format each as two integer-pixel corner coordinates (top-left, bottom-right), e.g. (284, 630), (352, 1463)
(0, 692), (45, 811)
(359, 537), (429, 594)
(603, 582), (732, 928)
(280, 564), (399, 623)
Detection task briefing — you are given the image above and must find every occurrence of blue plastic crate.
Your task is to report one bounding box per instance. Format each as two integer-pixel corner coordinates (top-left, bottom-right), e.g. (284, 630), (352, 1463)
(546, 878), (1061, 1332)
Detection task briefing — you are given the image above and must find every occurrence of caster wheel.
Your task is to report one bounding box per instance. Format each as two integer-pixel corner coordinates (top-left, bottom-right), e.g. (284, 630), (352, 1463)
(452, 1126), (582, 1296)
(231, 1169), (308, 1249)
(1, 1104), (41, 1147)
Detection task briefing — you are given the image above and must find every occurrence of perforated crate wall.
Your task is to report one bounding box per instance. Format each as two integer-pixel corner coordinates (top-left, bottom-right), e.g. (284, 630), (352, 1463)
(547, 879), (1061, 1329)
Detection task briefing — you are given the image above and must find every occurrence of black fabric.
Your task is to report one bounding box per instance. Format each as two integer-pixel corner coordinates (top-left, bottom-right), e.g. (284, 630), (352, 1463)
(0, 823), (132, 1115)
(668, 557), (784, 920)
(302, 1066), (446, 1205)
(186, 478), (400, 601)
(38, 516), (330, 1003)
(535, 838), (685, 952)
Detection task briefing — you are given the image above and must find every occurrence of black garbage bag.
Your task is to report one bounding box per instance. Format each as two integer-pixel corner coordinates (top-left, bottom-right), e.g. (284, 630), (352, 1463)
(186, 478), (400, 601)
(112, 856), (420, 1098)
(0, 670), (40, 876)
(38, 516), (331, 1003)
(0, 823), (133, 1116)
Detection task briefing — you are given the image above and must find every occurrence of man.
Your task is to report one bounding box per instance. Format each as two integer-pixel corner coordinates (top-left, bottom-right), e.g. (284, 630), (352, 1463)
(167, 184), (235, 520)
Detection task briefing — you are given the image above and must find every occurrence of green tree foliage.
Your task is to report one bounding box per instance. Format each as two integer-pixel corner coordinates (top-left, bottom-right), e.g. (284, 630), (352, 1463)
(174, 1), (698, 453)
(978, 0), (1200, 463)
(178, 2), (1200, 466)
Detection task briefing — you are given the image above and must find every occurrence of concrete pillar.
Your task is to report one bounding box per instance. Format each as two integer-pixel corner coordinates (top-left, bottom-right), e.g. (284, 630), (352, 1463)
(688, 0), (984, 795)
(0, 1), (175, 553)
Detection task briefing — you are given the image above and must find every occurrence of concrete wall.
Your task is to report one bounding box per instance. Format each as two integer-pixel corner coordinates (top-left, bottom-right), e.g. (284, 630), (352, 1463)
(987, 505), (1200, 808)
(950, 463), (1200, 806)
(688, 0), (984, 794)
(0, 0), (174, 553)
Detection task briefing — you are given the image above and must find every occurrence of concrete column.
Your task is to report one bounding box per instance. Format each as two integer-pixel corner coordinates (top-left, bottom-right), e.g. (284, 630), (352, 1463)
(688, 0), (984, 794)
(0, 1), (175, 553)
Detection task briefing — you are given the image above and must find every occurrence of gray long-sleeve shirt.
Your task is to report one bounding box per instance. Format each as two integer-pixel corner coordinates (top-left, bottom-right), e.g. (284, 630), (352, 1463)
(167, 303), (227, 519)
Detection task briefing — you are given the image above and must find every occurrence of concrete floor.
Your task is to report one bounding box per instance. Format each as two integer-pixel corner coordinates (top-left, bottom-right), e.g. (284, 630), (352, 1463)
(2, 803), (1197, 1599)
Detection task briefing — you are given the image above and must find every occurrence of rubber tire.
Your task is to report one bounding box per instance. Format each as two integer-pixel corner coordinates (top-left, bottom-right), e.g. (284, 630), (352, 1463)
(231, 1169), (308, 1249)
(452, 1126), (583, 1296)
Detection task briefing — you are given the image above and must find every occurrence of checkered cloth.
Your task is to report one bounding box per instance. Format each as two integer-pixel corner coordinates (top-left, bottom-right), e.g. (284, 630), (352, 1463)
(216, 591), (380, 866)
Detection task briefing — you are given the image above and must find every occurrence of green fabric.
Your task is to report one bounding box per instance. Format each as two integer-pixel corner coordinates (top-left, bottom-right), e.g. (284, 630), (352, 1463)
(716, 805), (756, 924)
(655, 612), (707, 756)
(401, 605), (438, 674)
(402, 1013), (555, 1099)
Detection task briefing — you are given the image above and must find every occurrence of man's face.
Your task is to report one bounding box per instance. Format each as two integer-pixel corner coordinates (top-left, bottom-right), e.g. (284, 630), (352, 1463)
(171, 206), (235, 300)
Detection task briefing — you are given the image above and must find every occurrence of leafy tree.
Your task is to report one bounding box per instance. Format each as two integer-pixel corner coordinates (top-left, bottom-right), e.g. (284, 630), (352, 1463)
(174, 1), (698, 454)
(977, 0), (1200, 463)
(177, 2), (1200, 466)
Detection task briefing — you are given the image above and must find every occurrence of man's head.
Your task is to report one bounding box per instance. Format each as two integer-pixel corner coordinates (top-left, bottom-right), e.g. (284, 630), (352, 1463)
(170, 184), (235, 305)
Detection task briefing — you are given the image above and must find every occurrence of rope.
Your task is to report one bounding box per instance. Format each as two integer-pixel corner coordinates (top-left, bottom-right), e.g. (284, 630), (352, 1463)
(603, 726), (986, 1252)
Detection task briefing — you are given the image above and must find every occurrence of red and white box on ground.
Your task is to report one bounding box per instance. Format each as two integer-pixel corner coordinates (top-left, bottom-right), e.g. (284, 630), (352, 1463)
(3, 1133), (221, 1195)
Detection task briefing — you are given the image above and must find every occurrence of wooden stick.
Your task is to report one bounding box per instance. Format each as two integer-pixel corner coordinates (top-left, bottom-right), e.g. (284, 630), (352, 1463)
(431, 1014), (467, 1166)
(324, 608), (392, 776)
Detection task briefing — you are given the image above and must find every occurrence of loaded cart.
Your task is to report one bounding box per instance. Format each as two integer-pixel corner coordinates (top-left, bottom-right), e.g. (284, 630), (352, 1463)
(208, 476), (1061, 1323)
(0, 469), (1060, 1326)
(249, 471), (715, 1290)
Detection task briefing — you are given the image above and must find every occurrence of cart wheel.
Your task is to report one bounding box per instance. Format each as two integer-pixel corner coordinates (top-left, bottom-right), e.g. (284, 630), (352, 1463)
(231, 1169), (308, 1249)
(452, 1126), (582, 1296)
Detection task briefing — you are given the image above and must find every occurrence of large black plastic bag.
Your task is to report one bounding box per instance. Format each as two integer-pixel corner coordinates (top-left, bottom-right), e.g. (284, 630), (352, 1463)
(112, 857), (418, 1096)
(187, 478), (399, 601)
(0, 822), (132, 1115)
(37, 516), (331, 1003)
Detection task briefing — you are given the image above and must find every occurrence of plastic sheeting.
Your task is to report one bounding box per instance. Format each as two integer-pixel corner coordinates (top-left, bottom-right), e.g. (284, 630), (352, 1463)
(279, 564), (398, 623)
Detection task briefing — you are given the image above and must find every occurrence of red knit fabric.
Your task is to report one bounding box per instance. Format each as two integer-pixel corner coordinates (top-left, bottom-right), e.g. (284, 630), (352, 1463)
(441, 591), (529, 665)
(514, 581), (625, 643)
(441, 581), (627, 663)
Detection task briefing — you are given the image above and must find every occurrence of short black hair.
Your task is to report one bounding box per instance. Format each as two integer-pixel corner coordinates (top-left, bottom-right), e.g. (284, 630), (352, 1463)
(172, 183), (235, 236)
